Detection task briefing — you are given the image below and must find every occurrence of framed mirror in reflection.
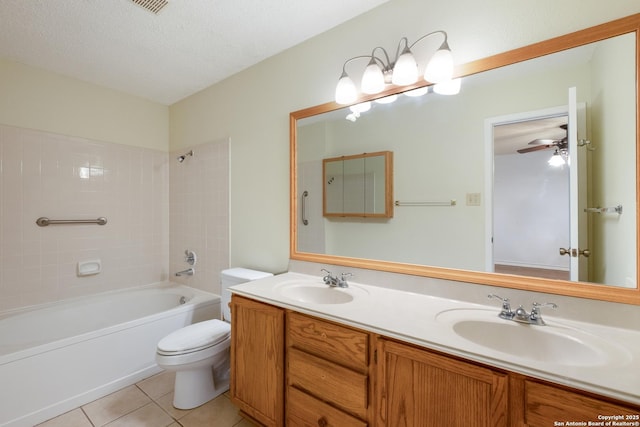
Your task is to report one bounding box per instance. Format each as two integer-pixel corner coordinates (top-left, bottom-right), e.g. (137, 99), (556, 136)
(290, 14), (640, 305)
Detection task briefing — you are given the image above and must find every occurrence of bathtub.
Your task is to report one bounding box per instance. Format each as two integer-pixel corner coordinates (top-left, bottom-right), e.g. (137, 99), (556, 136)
(0, 283), (221, 427)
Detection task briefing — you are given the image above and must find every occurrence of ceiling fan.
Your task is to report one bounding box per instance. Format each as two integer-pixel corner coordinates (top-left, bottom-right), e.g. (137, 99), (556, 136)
(517, 124), (568, 154)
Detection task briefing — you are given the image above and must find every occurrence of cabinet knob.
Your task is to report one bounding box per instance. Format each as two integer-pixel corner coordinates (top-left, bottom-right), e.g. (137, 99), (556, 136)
(318, 416), (328, 427)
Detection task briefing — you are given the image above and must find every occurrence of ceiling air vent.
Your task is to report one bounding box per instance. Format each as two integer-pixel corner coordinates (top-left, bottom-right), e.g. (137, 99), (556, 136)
(131, 0), (168, 14)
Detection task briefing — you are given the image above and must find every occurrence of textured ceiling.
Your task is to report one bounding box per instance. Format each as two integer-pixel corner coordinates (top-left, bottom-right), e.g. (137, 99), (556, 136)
(0, 0), (388, 105)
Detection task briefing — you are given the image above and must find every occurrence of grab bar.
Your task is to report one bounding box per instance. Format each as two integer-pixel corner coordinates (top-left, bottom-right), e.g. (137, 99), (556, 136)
(36, 217), (108, 227)
(301, 191), (309, 225)
(584, 205), (622, 215)
(395, 200), (457, 207)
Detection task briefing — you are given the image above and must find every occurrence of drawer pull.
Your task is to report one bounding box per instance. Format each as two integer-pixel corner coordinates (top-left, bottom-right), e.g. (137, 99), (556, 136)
(318, 416), (328, 427)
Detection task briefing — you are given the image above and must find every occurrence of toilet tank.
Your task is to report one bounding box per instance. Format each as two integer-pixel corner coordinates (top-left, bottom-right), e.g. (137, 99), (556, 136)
(220, 268), (273, 322)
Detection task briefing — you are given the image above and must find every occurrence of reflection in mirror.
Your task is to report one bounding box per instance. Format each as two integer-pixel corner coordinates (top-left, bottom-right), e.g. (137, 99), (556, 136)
(291, 15), (640, 304)
(323, 151), (393, 217)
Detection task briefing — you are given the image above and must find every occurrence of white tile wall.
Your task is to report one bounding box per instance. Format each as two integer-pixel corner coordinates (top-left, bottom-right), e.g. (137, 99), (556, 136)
(0, 124), (170, 310)
(169, 139), (229, 295)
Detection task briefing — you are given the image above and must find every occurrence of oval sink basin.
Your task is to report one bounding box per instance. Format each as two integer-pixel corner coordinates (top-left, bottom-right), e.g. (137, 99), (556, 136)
(275, 280), (367, 305)
(437, 309), (630, 367)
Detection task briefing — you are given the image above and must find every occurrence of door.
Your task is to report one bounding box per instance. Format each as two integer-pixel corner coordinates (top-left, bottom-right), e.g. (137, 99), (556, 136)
(568, 87), (590, 281)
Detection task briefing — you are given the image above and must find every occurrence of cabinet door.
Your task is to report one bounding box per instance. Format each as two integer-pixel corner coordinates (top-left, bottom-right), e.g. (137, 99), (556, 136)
(230, 295), (284, 427)
(376, 338), (508, 427)
(523, 380), (640, 427)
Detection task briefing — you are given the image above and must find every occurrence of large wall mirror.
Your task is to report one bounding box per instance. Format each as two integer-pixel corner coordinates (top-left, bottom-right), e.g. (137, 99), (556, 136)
(290, 14), (640, 305)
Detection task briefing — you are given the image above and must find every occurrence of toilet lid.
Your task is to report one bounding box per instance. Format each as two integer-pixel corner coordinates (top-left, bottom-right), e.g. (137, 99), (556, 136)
(157, 319), (230, 354)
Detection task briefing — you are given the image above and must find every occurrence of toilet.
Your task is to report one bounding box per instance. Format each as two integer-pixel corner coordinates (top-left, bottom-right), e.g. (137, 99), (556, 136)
(155, 268), (273, 409)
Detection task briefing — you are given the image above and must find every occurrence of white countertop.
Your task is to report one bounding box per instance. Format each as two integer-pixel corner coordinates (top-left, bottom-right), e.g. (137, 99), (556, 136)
(230, 272), (640, 406)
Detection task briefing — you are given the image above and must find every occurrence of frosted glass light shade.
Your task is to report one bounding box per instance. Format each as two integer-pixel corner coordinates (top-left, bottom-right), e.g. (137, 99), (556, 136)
(392, 50), (418, 86)
(335, 74), (357, 104)
(433, 78), (461, 95)
(424, 46), (454, 83)
(548, 151), (566, 167)
(361, 60), (385, 94)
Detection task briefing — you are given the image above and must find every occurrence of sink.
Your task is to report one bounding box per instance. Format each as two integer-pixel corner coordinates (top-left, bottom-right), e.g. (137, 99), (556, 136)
(275, 280), (367, 305)
(436, 308), (631, 367)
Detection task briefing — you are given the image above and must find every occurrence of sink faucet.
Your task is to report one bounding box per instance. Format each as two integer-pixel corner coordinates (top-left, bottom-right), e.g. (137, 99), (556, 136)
(321, 269), (351, 288)
(488, 294), (557, 326)
(175, 268), (194, 277)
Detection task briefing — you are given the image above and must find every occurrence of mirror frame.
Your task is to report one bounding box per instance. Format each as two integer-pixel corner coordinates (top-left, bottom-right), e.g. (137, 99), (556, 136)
(290, 13), (640, 305)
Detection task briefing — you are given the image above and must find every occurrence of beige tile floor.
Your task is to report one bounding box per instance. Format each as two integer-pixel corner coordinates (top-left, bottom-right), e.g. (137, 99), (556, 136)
(37, 371), (256, 427)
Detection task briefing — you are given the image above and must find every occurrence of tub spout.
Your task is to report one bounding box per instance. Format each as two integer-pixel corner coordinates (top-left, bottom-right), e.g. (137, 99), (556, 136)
(175, 268), (194, 277)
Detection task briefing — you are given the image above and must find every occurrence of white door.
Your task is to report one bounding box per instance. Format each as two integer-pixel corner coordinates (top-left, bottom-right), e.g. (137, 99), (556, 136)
(568, 87), (590, 281)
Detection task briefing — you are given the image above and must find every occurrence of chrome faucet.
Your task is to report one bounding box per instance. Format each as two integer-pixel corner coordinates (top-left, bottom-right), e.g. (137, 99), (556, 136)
(175, 268), (194, 277)
(321, 269), (351, 288)
(488, 294), (557, 326)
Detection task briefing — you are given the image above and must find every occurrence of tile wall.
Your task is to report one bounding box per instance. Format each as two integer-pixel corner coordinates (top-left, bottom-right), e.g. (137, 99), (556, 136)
(169, 139), (230, 295)
(0, 124), (169, 311)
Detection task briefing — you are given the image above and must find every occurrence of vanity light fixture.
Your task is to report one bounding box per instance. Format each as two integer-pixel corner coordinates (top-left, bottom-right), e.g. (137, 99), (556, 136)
(335, 30), (455, 104)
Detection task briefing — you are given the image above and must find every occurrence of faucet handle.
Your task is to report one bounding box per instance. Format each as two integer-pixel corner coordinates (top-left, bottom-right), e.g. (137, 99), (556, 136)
(321, 269), (334, 284)
(487, 294), (513, 318)
(530, 302), (558, 325)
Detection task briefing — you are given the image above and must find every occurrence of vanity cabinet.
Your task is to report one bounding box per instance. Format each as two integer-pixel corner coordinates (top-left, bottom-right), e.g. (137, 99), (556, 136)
(230, 295), (285, 427)
(230, 295), (639, 427)
(286, 311), (373, 426)
(512, 377), (640, 427)
(376, 337), (509, 427)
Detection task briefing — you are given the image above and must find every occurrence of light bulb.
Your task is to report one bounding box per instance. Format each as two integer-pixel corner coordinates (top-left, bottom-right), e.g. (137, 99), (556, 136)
(424, 42), (454, 83)
(361, 58), (385, 94)
(335, 72), (357, 104)
(392, 48), (418, 86)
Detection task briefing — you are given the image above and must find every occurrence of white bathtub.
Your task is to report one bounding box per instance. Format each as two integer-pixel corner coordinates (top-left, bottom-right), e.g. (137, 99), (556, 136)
(0, 283), (221, 427)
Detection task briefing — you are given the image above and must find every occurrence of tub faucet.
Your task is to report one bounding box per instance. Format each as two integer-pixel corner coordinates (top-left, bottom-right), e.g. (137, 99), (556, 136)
(175, 268), (194, 277)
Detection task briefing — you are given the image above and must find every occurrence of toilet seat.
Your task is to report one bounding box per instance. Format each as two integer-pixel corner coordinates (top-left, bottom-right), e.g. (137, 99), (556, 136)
(157, 319), (230, 356)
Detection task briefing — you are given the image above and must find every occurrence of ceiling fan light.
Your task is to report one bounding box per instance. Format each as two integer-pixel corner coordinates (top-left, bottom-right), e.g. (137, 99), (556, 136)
(424, 42), (454, 83)
(361, 59), (386, 94)
(392, 49), (418, 86)
(548, 150), (566, 167)
(335, 73), (358, 104)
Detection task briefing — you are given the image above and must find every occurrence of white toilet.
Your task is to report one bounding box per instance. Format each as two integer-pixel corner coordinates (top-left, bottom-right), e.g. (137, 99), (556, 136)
(155, 268), (273, 409)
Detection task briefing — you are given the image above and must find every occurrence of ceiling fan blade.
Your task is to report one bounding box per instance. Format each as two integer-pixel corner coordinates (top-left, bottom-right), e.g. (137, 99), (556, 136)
(527, 138), (558, 146)
(517, 144), (555, 154)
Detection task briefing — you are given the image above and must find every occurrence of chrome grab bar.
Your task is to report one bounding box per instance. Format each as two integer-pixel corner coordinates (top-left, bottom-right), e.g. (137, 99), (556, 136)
(584, 205), (622, 214)
(36, 217), (107, 227)
(301, 191), (309, 225)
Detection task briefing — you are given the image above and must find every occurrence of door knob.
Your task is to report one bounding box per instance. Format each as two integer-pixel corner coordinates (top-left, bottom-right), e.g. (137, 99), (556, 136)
(579, 249), (591, 257)
(559, 247), (571, 256)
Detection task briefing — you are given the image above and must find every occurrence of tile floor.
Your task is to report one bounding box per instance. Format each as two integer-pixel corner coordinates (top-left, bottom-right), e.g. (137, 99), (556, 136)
(37, 371), (256, 427)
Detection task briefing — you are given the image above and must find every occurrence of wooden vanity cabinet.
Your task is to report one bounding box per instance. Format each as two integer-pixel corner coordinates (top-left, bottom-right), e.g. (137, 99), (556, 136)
(376, 337), (509, 427)
(230, 295), (639, 427)
(286, 311), (373, 426)
(230, 295), (285, 427)
(510, 376), (640, 427)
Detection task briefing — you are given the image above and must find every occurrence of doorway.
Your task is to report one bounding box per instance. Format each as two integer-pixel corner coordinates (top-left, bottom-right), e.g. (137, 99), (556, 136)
(485, 108), (571, 280)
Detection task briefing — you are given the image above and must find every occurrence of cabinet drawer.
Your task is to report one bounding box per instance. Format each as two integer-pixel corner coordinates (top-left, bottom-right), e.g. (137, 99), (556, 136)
(287, 311), (368, 370)
(287, 387), (367, 427)
(288, 347), (368, 419)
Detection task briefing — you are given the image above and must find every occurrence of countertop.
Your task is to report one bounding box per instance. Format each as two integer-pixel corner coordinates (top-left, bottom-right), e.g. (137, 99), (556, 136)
(229, 271), (640, 406)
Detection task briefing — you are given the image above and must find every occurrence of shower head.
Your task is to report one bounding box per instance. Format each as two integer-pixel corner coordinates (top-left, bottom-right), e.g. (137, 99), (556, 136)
(177, 150), (194, 163)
